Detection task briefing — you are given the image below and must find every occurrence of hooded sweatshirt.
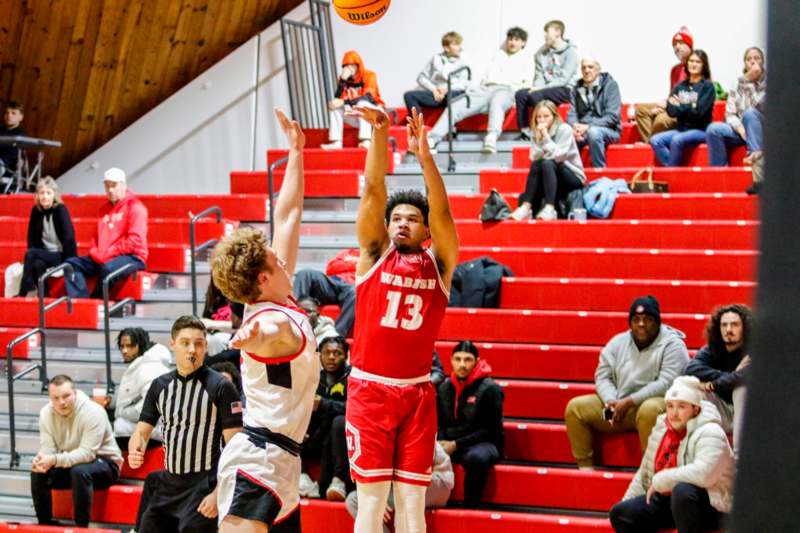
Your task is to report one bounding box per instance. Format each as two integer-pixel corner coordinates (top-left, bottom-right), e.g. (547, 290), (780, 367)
(566, 72), (622, 132)
(38, 389), (123, 469)
(533, 39), (581, 89)
(482, 46), (534, 90)
(437, 359), (504, 453)
(416, 52), (470, 93)
(529, 122), (587, 182)
(624, 400), (736, 513)
(90, 191), (148, 264)
(113, 343), (172, 438)
(335, 50), (384, 107)
(595, 324), (690, 405)
(685, 344), (747, 404)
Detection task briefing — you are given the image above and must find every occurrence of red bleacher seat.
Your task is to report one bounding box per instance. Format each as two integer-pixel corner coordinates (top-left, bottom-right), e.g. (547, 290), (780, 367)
(267, 148), (395, 174)
(448, 192), (757, 221)
(481, 167), (754, 194)
(499, 277), (755, 313)
(0, 326), (36, 359)
(120, 446), (165, 480)
(51, 485), (142, 524)
(0, 298), (100, 329)
(0, 242), (186, 273)
(230, 170), (361, 196)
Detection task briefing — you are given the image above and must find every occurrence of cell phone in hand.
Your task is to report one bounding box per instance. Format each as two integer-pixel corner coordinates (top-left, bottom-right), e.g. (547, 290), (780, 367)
(603, 407), (614, 421)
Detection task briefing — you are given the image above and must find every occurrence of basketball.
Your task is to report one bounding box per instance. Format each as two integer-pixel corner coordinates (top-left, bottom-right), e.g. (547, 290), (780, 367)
(333, 0), (391, 25)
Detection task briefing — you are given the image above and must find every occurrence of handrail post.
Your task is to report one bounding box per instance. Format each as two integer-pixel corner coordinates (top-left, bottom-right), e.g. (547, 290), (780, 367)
(36, 263), (74, 391)
(189, 206), (223, 316)
(267, 156), (289, 243)
(102, 264), (139, 395)
(7, 328), (45, 468)
(445, 65), (472, 173)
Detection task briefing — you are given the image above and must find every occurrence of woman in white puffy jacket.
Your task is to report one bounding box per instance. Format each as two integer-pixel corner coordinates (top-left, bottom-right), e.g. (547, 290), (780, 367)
(610, 375), (735, 533)
(111, 327), (172, 449)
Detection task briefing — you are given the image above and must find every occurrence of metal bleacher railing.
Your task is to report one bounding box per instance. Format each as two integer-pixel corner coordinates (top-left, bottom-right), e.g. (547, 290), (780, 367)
(37, 262), (76, 382)
(6, 328), (45, 468)
(189, 206), (223, 317)
(101, 264), (138, 395)
(281, 0), (336, 128)
(445, 66), (472, 172)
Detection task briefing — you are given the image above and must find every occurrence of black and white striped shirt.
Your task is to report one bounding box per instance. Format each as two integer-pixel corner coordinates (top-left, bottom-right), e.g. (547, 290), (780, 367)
(140, 366), (242, 475)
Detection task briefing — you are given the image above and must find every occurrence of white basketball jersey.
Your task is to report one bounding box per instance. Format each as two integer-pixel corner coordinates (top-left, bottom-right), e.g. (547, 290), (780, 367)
(238, 299), (320, 444)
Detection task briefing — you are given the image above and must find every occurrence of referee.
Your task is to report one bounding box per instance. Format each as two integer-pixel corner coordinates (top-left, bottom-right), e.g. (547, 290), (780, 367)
(128, 315), (242, 532)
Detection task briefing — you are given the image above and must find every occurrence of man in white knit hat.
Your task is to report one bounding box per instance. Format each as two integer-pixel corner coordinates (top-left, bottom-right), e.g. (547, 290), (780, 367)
(609, 375), (735, 533)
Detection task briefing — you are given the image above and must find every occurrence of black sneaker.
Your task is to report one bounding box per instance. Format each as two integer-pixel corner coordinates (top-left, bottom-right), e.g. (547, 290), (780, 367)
(516, 131), (530, 141)
(746, 182), (761, 195)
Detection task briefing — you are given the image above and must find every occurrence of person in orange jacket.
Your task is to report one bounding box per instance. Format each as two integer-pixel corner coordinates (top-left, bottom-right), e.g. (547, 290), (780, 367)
(322, 50), (384, 150)
(65, 167), (148, 298)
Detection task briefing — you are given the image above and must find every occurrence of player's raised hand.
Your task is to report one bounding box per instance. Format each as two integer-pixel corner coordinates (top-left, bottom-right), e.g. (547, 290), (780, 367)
(275, 107), (305, 151)
(406, 108), (431, 158)
(347, 105), (390, 130)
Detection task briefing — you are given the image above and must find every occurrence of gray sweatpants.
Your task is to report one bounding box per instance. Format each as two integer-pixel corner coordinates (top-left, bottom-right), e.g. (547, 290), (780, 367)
(704, 386), (746, 456)
(429, 85), (514, 140)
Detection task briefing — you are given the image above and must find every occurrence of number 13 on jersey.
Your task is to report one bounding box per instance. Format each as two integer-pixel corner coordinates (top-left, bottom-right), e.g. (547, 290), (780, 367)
(380, 290), (424, 330)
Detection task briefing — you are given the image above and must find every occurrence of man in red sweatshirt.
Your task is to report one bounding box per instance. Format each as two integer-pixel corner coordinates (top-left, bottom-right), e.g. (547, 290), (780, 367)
(436, 340), (504, 508)
(65, 168), (148, 298)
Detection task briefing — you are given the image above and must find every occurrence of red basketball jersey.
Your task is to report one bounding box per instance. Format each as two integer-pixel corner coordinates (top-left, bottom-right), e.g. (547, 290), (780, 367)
(351, 244), (449, 379)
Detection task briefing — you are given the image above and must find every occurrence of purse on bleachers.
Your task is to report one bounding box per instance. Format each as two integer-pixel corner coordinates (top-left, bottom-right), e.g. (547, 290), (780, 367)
(479, 189), (512, 221)
(629, 167), (668, 193)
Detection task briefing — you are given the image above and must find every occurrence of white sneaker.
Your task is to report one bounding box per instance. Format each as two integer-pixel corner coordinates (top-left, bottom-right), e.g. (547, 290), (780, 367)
(482, 133), (498, 154)
(510, 204), (532, 221)
(536, 204), (558, 221)
(358, 139), (371, 149)
(326, 476), (347, 501)
(427, 135), (441, 154)
(299, 473), (319, 498)
(321, 141), (343, 150)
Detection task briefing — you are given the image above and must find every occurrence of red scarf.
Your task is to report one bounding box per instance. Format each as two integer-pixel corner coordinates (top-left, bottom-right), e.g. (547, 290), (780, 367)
(654, 418), (687, 475)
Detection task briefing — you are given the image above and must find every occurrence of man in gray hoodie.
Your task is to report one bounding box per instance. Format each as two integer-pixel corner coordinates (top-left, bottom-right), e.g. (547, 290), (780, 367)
(515, 20), (581, 139)
(31, 375), (123, 527)
(564, 296), (690, 470)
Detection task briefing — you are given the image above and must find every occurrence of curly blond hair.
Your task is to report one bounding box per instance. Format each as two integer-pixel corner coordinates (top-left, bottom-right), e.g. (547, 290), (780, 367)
(211, 227), (272, 304)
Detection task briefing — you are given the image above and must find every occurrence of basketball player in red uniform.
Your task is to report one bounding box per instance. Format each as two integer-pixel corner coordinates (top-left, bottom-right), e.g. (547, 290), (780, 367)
(345, 106), (459, 532)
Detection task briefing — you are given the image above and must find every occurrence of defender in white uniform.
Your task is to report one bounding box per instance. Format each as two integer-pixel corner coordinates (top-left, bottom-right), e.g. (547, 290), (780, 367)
(211, 109), (317, 533)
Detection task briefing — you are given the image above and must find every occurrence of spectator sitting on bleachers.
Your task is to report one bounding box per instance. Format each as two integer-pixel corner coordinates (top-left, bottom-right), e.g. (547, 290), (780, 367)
(510, 100), (586, 221)
(65, 167), (148, 298)
(427, 26), (532, 154)
(685, 304), (752, 457)
(564, 296), (690, 470)
(566, 58), (622, 168)
(403, 31), (469, 116)
(344, 440), (455, 532)
(293, 247), (358, 337)
(515, 20), (580, 141)
(437, 341), (504, 508)
(110, 327), (171, 451)
(17, 176), (76, 297)
(299, 336), (352, 502)
(128, 316), (242, 533)
(0, 101), (26, 178)
(31, 374), (123, 528)
(297, 296), (339, 342)
(635, 27), (693, 143)
(202, 278), (239, 356)
(706, 47), (765, 167)
(322, 50), (384, 150)
(650, 50), (715, 167)
(609, 376), (735, 533)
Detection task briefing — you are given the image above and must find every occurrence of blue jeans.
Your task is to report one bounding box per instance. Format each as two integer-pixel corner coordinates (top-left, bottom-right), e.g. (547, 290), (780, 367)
(578, 125), (621, 168)
(705, 108), (764, 166)
(65, 254), (145, 298)
(650, 129), (707, 167)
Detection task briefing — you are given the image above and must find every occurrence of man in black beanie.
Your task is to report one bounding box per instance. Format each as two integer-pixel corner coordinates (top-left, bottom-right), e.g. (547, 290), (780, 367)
(564, 295), (690, 470)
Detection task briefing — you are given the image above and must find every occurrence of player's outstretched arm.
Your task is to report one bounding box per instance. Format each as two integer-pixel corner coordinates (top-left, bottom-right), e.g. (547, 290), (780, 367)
(351, 106), (391, 276)
(271, 108), (305, 276)
(230, 312), (303, 360)
(407, 108), (459, 289)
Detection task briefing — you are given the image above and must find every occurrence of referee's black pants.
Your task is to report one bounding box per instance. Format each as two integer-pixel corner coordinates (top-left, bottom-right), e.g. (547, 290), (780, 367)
(31, 457), (119, 527)
(138, 470), (217, 533)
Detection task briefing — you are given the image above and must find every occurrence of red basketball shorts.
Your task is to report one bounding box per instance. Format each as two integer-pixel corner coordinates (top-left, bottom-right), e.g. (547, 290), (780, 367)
(345, 374), (436, 486)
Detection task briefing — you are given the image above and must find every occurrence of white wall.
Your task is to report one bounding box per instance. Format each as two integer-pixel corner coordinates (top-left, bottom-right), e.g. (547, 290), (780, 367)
(331, 0), (767, 105)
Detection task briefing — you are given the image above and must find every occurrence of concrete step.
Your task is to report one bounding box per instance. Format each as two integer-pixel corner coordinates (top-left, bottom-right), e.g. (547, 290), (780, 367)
(0, 495), (35, 520)
(0, 468), (35, 497)
(0, 428), (42, 454)
(3, 358), (132, 388)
